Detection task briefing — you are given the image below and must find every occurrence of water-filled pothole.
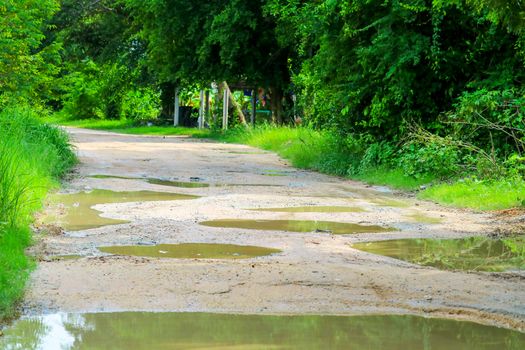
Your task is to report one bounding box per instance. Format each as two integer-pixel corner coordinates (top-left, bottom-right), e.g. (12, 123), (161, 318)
(371, 197), (410, 208)
(351, 236), (525, 272)
(1, 312), (523, 349)
(44, 254), (82, 262)
(200, 219), (395, 234)
(251, 206), (365, 213)
(45, 189), (198, 231)
(406, 212), (443, 224)
(89, 174), (284, 188)
(89, 175), (210, 188)
(98, 243), (281, 259)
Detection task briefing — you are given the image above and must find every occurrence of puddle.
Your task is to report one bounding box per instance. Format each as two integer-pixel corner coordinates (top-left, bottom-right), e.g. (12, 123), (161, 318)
(261, 169), (294, 177)
(98, 243), (281, 259)
(351, 236), (525, 272)
(200, 219), (395, 234)
(226, 183), (284, 187)
(227, 151), (267, 155)
(46, 189), (198, 231)
(146, 178), (209, 188)
(251, 206), (365, 213)
(44, 255), (82, 262)
(89, 174), (285, 188)
(406, 212), (443, 224)
(89, 175), (209, 188)
(371, 197), (410, 208)
(1, 312), (523, 349)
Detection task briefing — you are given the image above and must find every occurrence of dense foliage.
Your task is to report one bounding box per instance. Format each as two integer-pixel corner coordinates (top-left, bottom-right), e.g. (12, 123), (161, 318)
(1, 0), (524, 180)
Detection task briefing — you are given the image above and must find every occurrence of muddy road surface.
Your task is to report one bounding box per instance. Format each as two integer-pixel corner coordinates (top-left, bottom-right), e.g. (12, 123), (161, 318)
(25, 128), (525, 331)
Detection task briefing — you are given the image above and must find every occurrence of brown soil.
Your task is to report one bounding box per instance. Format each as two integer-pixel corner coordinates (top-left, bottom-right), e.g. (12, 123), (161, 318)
(24, 127), (525, 331)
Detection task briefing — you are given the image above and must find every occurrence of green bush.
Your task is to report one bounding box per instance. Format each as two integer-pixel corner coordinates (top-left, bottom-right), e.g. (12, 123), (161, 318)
(61, 61), (105, 119)
(120, 88), (161, 122)
(447, 88), (525, 158)
(398, 141), (461, 179)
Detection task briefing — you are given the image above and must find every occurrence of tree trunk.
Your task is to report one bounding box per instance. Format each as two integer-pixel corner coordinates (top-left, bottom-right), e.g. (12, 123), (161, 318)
(269, 86), (283, 124)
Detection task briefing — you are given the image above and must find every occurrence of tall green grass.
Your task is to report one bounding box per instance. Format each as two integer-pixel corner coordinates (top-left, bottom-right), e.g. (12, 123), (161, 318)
(419, 178), (525, 211)
(205, 126), (355, 176)
(46, 114), (209, 137)
(206, 126), (523, 210)
(0, 106), (76, 321)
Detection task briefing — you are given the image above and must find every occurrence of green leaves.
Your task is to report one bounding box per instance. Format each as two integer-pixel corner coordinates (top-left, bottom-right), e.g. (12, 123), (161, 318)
(0, 0), (60, 104)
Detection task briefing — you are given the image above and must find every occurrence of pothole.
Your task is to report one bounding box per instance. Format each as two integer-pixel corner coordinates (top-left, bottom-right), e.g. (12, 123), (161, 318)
(351, 235), (525, 272)
(200, 219), (396, 234)
(89, 175), (210, 188)
(98, 243), (281, 259)
(1, 312), (523, 349)
(250, 206), (365, 213)
(44, 189), (198, 231)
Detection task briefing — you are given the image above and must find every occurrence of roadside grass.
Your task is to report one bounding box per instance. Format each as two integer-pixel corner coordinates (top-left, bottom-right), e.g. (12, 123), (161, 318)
(353, 168), (435, 191)
(0, 107), (76, 321)
(48, 118), (525, 211)
(46, 115), (208, 137)
(419, 178), (525, 211)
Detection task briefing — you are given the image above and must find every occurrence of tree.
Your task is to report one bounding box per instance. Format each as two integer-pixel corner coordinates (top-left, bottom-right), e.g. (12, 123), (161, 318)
(267, 0), (523, 140)
(0, 0), (60, 105)
(124, 0), (293, 123)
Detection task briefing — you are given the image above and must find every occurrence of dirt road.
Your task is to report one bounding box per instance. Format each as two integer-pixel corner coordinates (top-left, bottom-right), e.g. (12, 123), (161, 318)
(25, 128), (525, 331)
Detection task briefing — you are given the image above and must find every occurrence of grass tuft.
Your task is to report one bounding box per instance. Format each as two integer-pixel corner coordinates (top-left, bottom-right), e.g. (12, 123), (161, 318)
(419, 178), (525, 211)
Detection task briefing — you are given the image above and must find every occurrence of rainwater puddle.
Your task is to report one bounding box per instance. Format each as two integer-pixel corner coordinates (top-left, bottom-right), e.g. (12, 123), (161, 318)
(200, 219), (395, 234)
(227, 151), (267, 155)
(46, 189), (198, 231)
(89, 174), (283, 188)
(371, 197), (410, 208)
(98, 243), (280, 259)
(351, 236), (525, 272)
(1, 312), (523, 349)
(251, 206), (365, 213)
(261, 169), (292, 177)
(89, 175), (210, 188)
(45, 255), (82, 261)
(406, 212), (443, 224)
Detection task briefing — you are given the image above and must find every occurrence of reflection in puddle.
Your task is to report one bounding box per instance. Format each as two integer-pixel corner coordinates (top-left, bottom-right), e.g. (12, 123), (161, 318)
(1, 312), (523, 349)
(352, 236), (525, 272)
(200, 219), (395, 234)
(89, 175), (210, 188)
(99, 243), (281, 259)
(46, 189), (198, 231)
(251, 206), (365, 213)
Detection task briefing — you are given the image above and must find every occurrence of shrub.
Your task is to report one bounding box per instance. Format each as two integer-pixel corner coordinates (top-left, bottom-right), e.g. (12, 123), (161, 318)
(398, 141), (461, 179)
(120, 88), (161, 122)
